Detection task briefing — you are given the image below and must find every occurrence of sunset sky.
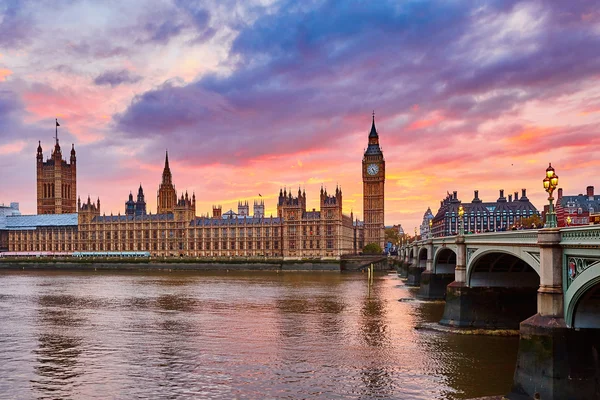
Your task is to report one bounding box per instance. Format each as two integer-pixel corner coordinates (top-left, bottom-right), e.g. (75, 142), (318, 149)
(1, 0), (599, 232)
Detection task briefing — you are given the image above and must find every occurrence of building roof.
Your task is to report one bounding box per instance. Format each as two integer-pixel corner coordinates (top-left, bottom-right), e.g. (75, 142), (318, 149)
(364, 115), (383, 156)
(559, 194), (600, 211)
(193, 217), (282, 226)
(432, 190), (538, 222)
(93, 214), (174, 223)
(5, 213), (78, 230)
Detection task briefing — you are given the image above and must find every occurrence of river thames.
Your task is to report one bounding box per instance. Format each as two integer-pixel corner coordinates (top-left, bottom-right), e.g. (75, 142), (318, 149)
(0, 270), (518, 399)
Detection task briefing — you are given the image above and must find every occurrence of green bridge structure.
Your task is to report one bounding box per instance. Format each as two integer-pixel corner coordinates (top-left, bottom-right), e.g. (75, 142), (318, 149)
(398, 226), (600, 399)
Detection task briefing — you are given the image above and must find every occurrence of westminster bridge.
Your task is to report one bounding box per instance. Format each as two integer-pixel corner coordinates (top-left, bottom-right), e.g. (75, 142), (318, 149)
(398, 225), (600, 399)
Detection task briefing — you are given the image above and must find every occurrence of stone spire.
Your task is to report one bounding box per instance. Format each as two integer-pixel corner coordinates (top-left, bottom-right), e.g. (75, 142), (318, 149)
(162, 150), (172, 185)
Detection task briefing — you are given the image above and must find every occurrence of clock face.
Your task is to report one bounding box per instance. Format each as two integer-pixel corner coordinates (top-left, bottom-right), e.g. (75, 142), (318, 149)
(367, 163), (379, 176)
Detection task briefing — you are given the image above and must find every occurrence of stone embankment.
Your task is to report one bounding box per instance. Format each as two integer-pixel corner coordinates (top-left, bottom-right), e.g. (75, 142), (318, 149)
(0, 258), (340, 272)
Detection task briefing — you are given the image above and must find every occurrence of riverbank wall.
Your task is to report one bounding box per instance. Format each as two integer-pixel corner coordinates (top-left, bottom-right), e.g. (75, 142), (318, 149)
(0, 259), (341, 272)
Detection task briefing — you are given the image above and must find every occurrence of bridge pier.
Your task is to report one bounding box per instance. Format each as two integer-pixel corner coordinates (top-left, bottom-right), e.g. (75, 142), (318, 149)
(419, 242), (455, 300)
(406, 242), (422, 286)
(440, 285), (537, 329)
(511, 229), (600, 399)
(417, 271), (453, 300)
(406, 265), (423, 286)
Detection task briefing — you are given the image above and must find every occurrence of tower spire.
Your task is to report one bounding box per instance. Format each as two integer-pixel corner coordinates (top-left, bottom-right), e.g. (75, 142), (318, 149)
(162, 150), (172, 185)
(55, 118), (60, 145)
(369, 111), (378, 138)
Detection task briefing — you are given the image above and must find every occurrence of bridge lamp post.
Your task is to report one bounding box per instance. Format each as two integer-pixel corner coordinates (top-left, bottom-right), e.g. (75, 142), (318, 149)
(458, 204), (465, 236)
(414, 227), (417, 241)
(543, 163), (559, 228)
(566, 215), (571, 227)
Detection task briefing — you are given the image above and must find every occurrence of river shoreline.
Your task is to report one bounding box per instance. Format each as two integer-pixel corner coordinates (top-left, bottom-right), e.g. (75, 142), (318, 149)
(0, 260), (342, 272)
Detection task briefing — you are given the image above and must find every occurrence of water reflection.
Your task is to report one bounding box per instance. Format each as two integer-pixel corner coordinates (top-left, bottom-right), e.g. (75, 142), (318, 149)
(356, 280), (395, 399)
(32, 294), (84, 399)
(0, 271), (521, 399)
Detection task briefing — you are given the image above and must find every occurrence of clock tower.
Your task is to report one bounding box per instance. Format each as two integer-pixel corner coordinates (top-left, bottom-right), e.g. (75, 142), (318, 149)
(362, 114), (385, 250)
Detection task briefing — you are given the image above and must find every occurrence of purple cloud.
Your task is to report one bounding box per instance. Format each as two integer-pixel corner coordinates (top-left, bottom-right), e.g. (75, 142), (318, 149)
(109, 0), (599, 170)
(0, 0), (33, 49)
(94, 70), (142, 87)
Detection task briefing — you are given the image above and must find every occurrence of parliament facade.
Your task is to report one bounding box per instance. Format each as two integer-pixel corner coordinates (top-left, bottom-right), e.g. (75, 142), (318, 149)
(4, 118), (388, 259)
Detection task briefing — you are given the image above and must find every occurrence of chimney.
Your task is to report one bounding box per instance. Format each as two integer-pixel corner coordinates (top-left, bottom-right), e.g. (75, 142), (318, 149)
(514, 191), (519, 201)
(558, 188), (563, 201)
(521, 189), (528, 201)
(498, 189), (507, 202)
(453, 191), (458, 200)
(508, 194), (513, 202)
(587, 186), (594, 200)
(472, 190), (482, 203)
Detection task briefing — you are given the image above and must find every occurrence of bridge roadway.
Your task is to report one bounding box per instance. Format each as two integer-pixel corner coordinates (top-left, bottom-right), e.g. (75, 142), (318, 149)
(398, 226), (600, 399)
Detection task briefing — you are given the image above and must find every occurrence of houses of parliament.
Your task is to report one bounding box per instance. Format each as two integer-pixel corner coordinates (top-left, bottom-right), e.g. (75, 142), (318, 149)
(3, 117), (386, 259)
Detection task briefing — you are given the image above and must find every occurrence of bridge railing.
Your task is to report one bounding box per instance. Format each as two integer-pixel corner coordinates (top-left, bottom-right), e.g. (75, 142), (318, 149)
(401, 230), (541, 250)
(463, 229), (539, 245)
(560, 225), (600, 247)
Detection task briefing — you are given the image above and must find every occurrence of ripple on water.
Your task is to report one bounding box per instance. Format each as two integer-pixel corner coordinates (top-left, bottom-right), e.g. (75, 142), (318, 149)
(0, 271), (518, 399)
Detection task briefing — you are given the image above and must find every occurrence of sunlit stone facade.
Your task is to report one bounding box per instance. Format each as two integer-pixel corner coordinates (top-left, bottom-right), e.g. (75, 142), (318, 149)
(7, 145), (363, 259)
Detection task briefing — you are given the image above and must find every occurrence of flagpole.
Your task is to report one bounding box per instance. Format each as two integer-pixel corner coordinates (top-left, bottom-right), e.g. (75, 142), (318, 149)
(55, 118), (58, 145)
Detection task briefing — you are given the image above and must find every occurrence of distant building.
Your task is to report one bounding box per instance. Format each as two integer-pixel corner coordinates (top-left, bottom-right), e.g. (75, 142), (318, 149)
(222, 200), (266, 219)
(7, 118), (384, 259)
(554, 186), (600, 227)
(431, 189), (539, 237)
(419, 207), (434, 239)
(125, 185), (147, 217)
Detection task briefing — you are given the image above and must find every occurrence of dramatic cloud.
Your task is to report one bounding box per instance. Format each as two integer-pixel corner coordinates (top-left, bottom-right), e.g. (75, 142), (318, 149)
(2, 0), (600, 230)
(94, 70), (142, 87)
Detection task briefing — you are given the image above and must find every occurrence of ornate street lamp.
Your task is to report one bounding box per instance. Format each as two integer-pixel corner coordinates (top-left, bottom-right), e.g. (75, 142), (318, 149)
(458, 204), (465, 236)
(566, 216), (571, 227)
(414, 227), (417, 241)
(543, 163), (559, 228)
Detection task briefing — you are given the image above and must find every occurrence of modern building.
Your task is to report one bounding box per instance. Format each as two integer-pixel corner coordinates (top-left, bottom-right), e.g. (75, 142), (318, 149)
(5, 117), (387, 259)
(419, 207), (434, 239)
(431, 189), (539, 237)
(362, 114), (385, 249)
(554, 186), (600, 227)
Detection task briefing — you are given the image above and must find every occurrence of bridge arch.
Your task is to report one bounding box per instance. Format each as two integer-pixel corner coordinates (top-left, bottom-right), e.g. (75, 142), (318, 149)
(418, 247), (428, 269)
(565, 263), (600, 329)
(433, 247), (456, 275)
(467, 249), (539, 288)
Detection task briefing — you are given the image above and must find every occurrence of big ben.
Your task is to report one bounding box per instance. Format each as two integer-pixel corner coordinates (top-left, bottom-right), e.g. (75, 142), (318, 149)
(362, 113), (385, 250)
